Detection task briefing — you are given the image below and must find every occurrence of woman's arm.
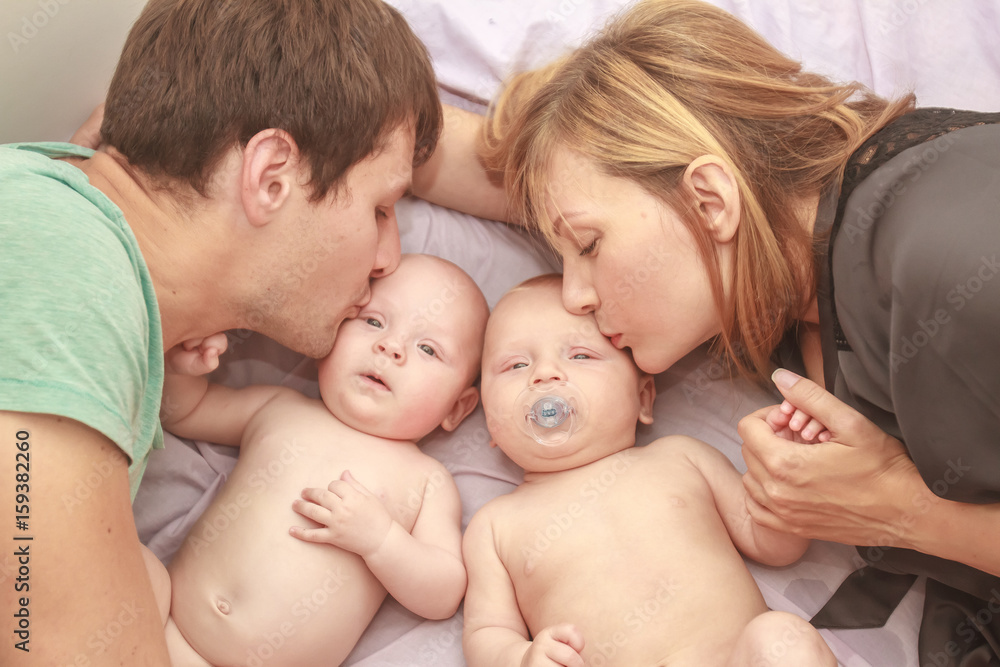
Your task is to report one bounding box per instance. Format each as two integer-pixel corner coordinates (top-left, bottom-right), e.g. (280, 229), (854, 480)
(412, 104), (509, 223)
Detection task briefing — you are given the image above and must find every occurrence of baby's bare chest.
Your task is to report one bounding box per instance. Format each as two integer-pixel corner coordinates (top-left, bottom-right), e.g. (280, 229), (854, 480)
(500, 458), (719, 576)
(230, 407), (434, 529)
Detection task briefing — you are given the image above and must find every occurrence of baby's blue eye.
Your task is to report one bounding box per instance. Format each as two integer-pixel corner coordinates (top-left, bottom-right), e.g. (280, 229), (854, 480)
(511, 362), (527, 370)
(572, 353), (590, 360)
(419, 344), (436, 357)
(365, 317), (383, 329)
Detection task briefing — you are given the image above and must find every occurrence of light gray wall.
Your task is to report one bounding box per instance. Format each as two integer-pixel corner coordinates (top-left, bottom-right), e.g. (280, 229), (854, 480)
(0, 0), (145, 144)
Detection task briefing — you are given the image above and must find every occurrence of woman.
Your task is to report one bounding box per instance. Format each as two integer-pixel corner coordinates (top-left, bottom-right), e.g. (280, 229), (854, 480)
(467, 0), (1000, 661)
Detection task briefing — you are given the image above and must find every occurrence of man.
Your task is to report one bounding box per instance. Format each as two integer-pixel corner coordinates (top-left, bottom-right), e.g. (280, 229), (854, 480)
(0, 0), (440, 663)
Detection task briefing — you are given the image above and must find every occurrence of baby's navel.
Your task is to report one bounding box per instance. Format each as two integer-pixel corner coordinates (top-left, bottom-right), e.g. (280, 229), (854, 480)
(215, 597), (232, 615)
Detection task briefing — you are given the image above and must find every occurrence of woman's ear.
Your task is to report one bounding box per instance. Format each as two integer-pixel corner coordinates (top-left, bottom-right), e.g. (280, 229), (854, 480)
(637, 372), (657, 425)
(441, 386), (481, 432)
(683, 155), (741, 244)
(241, 128), (300, 228)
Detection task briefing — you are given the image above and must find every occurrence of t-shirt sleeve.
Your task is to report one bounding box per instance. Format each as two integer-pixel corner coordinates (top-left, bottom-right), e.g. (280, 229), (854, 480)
(0, 150), (163, 497)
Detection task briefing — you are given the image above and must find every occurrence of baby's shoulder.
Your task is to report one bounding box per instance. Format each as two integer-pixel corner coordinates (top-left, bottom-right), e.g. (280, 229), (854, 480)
(467, 486), (522, 527)
(637, 434), (713, 463)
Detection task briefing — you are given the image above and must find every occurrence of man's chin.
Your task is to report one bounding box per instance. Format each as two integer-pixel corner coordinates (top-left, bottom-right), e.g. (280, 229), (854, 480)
(257, 325), (334, 360)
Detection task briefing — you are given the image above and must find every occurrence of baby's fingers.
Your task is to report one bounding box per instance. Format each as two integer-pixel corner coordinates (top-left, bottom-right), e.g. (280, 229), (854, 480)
(765, 405), (792, 432)
(292, 494), (333, 525)
(288, 525), (332, 543)
(530, 624), (585, 667)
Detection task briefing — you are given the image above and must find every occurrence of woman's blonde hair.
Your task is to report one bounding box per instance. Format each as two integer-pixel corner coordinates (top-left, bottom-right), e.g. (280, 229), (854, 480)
(483, 0), (914, 380)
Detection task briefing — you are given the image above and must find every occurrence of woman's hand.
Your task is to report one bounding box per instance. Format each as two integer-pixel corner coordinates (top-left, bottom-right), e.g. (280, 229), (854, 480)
(739, 369), (927, 549)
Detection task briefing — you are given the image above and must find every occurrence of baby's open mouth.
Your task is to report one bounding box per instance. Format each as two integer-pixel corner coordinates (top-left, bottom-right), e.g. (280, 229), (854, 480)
(365, 374), (389, 389)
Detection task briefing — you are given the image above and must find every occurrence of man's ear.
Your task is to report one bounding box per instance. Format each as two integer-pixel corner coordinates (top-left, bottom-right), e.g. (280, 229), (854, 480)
(683, 154), (741, 244)
(241, 129), (300, 228)
(637, 372), (657, 425)
(441, 386), (481, 432)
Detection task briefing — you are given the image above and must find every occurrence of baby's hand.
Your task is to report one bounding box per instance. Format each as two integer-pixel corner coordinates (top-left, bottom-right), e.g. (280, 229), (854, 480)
(290, 470), (393, 557)
(165, 333), (228, 376)
(522, 625), (585, 667)
(765, 400), (831, 444)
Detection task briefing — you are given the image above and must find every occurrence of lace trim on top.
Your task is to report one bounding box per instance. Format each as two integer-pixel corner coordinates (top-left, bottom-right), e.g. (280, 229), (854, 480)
(829, 108), (1000, 351)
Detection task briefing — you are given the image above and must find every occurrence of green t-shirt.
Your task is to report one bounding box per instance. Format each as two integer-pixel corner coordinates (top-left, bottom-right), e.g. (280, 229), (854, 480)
(0, 142), (164, 500)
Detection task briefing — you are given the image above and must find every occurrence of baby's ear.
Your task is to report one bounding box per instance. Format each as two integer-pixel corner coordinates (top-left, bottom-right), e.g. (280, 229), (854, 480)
(637, 373), (656, 425)
(440, 386), (480, 432)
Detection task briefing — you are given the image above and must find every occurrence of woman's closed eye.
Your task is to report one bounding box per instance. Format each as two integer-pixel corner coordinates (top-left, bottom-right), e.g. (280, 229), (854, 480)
(579, 238), (599, 257)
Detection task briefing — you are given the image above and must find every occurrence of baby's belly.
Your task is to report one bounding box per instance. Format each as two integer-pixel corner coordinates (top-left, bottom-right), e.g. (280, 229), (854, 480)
(514, 521), (768, 667)
(168, 482), (386, 666)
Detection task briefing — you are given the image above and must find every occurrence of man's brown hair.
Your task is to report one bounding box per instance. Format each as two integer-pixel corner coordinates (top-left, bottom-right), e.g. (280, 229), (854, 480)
(101, 0), (441, 201)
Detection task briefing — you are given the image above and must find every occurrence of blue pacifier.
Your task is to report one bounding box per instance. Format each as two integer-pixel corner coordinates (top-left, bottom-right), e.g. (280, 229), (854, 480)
(516, 381), (587, 446)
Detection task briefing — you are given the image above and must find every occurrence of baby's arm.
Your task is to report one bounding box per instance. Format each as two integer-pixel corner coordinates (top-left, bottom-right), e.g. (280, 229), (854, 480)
(290, 465), (467, 620)
(765, 400), (831, 444)
(670, 436), (811, 567)
(161, 335), (285, 446)
(462, 509), (585, 667)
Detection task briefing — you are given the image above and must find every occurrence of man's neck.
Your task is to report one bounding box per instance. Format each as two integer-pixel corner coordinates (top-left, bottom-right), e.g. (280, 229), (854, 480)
(78, 150), (240, 350)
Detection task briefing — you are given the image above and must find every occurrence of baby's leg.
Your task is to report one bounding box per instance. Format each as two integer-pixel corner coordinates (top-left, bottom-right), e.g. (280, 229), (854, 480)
(728, 610), (836, 667)
(139, 543), (171, 625)
(165, 617), (214, 667)
(140, 544), (213, 666)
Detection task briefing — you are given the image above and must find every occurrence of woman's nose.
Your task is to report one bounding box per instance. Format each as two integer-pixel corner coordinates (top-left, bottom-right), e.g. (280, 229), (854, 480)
(561, 266), (599, 316)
